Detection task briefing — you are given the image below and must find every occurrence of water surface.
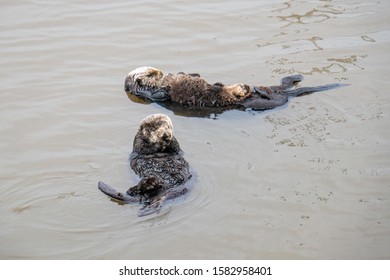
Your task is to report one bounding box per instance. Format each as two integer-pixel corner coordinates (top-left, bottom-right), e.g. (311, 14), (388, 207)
(1, 0), (389, 259)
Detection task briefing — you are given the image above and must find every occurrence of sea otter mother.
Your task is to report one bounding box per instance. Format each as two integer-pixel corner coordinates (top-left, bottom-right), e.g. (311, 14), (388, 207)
(98, 114), (192, 217)
(124, 66), (346, 111)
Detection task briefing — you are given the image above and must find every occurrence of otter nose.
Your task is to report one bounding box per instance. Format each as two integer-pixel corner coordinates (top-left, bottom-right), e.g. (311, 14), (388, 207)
(162, 132), (171, 140)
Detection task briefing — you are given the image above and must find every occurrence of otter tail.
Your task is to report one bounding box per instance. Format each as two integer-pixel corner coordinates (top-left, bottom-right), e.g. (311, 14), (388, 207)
(97, 181), (140, 203)
(98, 181), (189, 217)
(282, 83), (349, 97)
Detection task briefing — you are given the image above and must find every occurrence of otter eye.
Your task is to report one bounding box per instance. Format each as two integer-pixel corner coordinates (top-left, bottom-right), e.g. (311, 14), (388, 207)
(135, 78), (142, 85)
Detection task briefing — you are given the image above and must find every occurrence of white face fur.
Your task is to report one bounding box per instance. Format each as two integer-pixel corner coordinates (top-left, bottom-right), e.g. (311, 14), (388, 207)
(140, 114), (173, 144)
(127, 66), (164, 87)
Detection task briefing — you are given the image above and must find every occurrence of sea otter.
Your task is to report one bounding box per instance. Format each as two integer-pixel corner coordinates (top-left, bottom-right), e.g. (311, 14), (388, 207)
(124, 66), (347, 112)
(98, 114), (192, 216)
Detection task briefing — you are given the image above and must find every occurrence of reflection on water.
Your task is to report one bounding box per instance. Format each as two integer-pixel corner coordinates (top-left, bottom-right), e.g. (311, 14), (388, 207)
(0, 0), (389, 260)
(257, 0), (378, 80)
(264, 103), (347, 146)
(277, 4), (345, 27)
(327, 55), (366, 70)
(127, 91), (234, 118)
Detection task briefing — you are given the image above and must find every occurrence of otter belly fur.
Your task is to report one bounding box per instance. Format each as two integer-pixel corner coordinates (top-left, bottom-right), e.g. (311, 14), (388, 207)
(98, 114), (192, 217)
(124, 66), (347, 111)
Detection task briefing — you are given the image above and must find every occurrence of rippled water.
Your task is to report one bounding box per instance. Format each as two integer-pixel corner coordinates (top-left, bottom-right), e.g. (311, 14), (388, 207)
(1, 0), (389, 259)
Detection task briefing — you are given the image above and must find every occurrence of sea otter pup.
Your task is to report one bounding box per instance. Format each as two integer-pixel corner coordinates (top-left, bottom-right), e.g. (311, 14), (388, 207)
(124, 66), (346, 111)
(98, 114), (192, 216)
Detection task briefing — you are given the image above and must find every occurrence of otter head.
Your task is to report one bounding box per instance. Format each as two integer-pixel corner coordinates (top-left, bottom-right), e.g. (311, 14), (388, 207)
(125, 66), (164, 90)
(124, 67), (168, 101)
(138, 114), (174, 148)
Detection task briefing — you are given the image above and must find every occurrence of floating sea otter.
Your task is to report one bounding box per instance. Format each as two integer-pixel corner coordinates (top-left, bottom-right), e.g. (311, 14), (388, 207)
(125, 66), (346, 116)
(98, 114), (192, 216)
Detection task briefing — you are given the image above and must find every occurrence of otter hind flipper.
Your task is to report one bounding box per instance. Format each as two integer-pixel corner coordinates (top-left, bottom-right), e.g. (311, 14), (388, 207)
(97, 181), (140, 203)
(136, 193), (169, 217)
(241, 94), (288, 110)
(137, 185), (189, 217)
(280, 74), (304, 90)
(137, 200), (164, 217)
(283, 83), (349, 97)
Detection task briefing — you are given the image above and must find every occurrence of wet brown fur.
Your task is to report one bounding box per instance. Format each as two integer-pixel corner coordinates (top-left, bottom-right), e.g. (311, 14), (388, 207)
(161, 73), (252, 107)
